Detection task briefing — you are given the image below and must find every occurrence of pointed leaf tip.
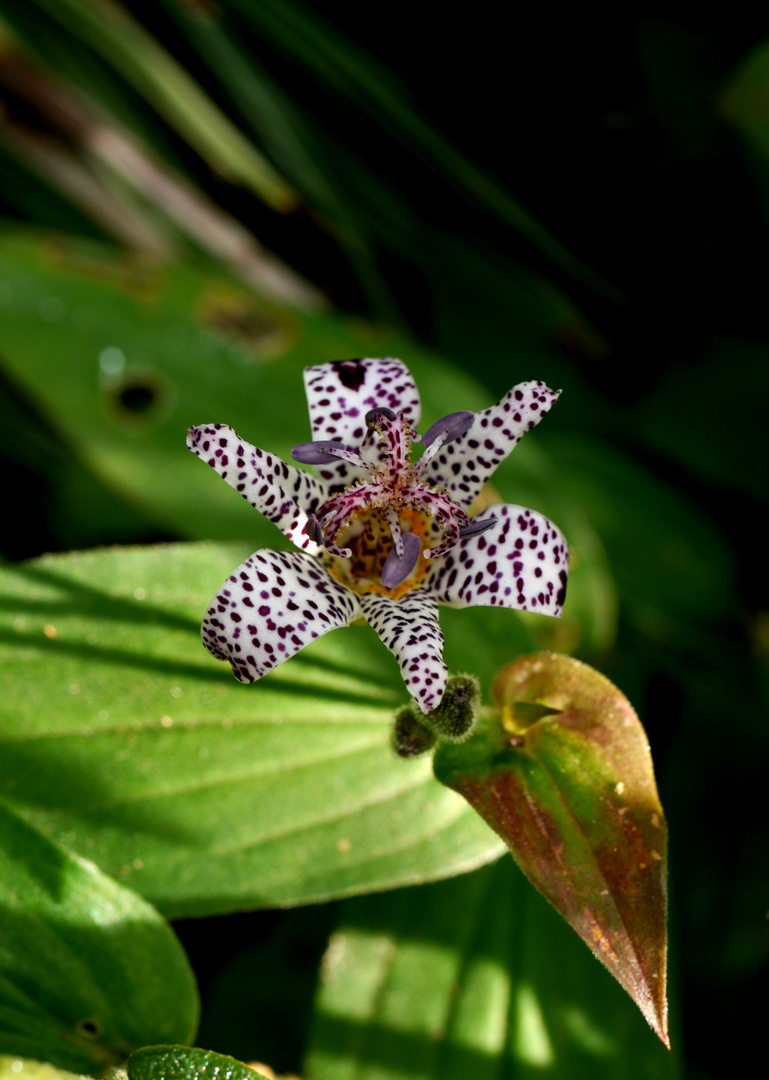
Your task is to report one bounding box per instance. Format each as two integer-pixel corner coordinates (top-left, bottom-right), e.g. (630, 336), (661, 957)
(433, 653), (669, 1046)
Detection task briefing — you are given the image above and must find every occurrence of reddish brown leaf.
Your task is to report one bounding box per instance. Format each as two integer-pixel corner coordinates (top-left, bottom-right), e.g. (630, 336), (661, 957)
(433, 652), (669, 1046)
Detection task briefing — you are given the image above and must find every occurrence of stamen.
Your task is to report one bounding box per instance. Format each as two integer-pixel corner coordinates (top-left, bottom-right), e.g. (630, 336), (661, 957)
(303, 513), (324, 543)
(458, 515), (498, 538)
(307, 405), (472, 594)
(421, 411), (474, 448)
(291, 440), (347, 464)
(381, 533), (421, 589)
(365, 406), (396, 426)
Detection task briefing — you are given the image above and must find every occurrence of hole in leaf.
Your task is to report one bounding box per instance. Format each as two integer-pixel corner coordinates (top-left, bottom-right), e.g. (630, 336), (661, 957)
(118, 383), (156, 414)
(75, 1017), (102, 1040)
(102, 366), (173, 429)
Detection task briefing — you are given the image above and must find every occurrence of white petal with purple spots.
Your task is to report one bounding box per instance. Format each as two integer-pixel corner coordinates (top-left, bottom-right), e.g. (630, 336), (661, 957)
(421, 380), (561, 509)
(187, 424), (327, 552)
(359, 591), (448, 714)
(425, 502), (569, 616)
(303, 358), (421, 488)
(201, 549), (362, 683)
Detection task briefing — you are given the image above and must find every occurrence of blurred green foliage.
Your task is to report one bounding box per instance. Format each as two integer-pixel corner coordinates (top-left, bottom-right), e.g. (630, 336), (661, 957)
(0, 4), (767, 1079)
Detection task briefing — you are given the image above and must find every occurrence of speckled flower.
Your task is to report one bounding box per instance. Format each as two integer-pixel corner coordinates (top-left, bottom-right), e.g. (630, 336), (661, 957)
(187, 357), (568, 713)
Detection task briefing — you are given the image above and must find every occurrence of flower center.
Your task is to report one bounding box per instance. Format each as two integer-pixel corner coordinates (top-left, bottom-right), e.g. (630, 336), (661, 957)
(324, 507), (433, 598)
(294, 408), (476, 597)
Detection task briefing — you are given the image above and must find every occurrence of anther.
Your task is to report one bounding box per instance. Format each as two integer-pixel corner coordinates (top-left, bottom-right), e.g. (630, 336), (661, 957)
(381, 532), (421, 589)
(303, 513), (324, 543)
(458, 515), (498, 539)
(291, 440), (347, 464)
(421, 411), (474, 447)
(365, 406), (396, 426)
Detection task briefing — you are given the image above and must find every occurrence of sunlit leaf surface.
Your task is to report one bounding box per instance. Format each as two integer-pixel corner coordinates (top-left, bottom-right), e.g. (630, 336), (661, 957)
(0, 543), (505, 917)
(434, 654), (668, 1046)
(0, 800), (197, 1075)
(304, 860), (676, 1079)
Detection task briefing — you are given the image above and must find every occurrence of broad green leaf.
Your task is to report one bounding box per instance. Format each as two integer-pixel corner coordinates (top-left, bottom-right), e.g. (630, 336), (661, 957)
(434, 654), (668, 1047)
(304, 860), (676, 1079)
(0, 543), (505, 917)
(127, 1046), (268, 1080)
(0, 232), (464, 544)
(0, 231), (614, 653)
(0, 800), (198, 1075)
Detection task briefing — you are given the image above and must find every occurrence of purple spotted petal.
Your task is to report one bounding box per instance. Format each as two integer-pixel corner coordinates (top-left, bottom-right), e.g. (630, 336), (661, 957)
(421, 380), (561, 509)
(303, 358), (421, 487)
(201, 549), (361, 683)
(425, 502), (569, 616)
(187, 424), (327, 553)
(359, 591), (448, 713)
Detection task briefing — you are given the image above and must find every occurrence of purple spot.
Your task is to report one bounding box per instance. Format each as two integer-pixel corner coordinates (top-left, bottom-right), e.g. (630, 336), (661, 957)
(333, 359), (367, 390)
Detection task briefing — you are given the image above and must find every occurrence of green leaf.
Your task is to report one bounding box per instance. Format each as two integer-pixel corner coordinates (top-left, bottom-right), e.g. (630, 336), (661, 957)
(0, 799), (198, 1075)
(544, 432), (734, 625)
(0, 543), (505, 917)
(433, 653), (669, 1047)
(127, 1045), (268, 1080)
(0, 231), (615, 623)
(0, 230), (614, 653)
(633, 336), (769, 503)
(304, 860), (676, 1079)
(0, 232), (479, 545)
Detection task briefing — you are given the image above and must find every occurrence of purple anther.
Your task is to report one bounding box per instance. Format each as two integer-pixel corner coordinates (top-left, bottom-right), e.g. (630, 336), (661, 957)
(458, 515), (498, 538)
(381, 532), (422, 589)
(291, 440), (347, 464)
(421, 410), (474, 447)
(365, 406), (396, 426)
(303, 513), (324, 544)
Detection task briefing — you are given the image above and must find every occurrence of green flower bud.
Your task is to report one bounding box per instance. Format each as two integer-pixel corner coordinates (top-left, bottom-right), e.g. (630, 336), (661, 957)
(392, 707), (436, 758)
(420, 674), (480, 743)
